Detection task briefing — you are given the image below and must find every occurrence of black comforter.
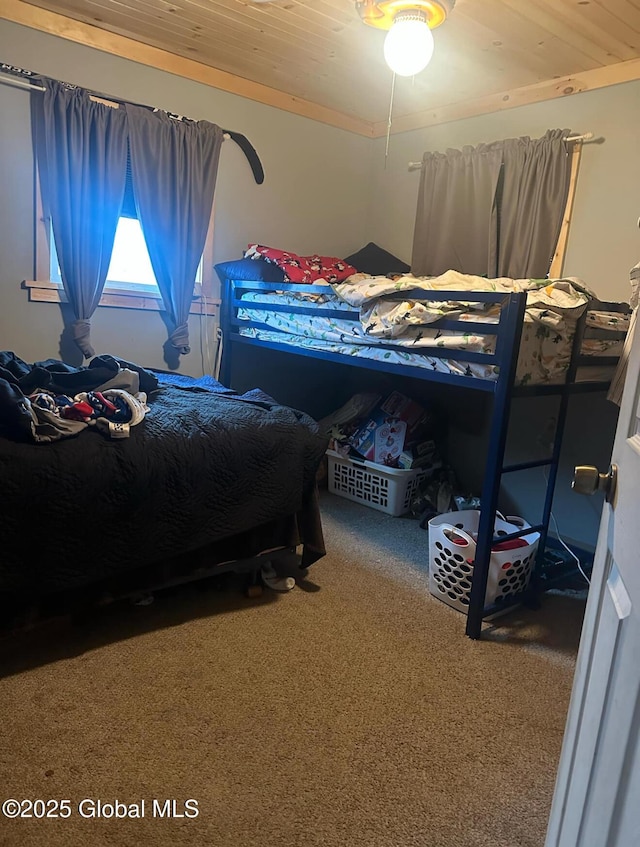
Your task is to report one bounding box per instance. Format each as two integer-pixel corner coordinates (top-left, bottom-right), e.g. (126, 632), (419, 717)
(0, 379), (328, 595)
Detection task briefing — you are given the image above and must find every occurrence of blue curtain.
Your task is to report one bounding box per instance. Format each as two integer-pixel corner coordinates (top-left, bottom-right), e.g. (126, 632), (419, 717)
(35, 79), (128, 358)
(126, 106), (223, 355)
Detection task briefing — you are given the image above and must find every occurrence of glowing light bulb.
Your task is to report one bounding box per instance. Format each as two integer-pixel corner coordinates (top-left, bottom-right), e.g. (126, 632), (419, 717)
(383, 11), (435, 77)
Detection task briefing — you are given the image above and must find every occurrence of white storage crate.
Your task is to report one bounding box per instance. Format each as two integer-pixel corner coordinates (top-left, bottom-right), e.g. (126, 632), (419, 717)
(326, 449), (434, 517)
(428, 510), (540, 614)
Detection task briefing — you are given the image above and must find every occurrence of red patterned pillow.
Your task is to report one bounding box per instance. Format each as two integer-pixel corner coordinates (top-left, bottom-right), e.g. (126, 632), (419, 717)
(245, 244), (357, 284)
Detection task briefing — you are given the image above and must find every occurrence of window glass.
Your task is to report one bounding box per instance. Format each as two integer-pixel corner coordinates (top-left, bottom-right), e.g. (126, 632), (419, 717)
(50, 218), (202, 292)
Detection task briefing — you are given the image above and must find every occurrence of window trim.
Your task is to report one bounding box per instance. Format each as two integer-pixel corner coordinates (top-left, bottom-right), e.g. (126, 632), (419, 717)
(548, 141), (582, 279)
(25, 104), (219, 317)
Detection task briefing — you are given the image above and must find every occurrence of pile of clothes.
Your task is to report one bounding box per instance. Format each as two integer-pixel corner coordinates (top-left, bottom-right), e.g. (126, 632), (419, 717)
(0, 351), (158, 443)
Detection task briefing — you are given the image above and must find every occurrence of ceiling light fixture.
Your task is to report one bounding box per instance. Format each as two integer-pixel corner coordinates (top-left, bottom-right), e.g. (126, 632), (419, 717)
(356, 0), (455, 76)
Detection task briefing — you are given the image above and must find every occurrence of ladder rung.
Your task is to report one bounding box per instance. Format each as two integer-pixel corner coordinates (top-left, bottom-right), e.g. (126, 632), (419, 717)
(483, 590), (530, 618)
(502, 458), (554, 473)
(488, 524), (545, 544)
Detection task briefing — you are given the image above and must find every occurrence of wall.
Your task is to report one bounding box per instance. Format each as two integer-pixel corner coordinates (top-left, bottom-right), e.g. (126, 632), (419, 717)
(365, 85), (640, 549)
(0, 20), (373, 375)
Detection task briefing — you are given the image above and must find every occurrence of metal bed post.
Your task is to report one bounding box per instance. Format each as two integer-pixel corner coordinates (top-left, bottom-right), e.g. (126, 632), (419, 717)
(219, 278), (233, 387)
(465, 292), (527, 640)
(532, 305), (589, 579)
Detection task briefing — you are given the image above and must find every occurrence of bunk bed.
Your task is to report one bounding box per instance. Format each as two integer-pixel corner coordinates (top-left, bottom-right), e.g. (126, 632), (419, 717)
(219, 272), (629, 640)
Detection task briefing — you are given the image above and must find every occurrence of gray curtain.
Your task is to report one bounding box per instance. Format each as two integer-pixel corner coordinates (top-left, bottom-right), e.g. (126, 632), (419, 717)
(411, 144), (503, 278)
(498, 129), (571, 278)
(126, 106), (223, 355)
(35, 80), (129, 358)
(411, 129), (572, 280)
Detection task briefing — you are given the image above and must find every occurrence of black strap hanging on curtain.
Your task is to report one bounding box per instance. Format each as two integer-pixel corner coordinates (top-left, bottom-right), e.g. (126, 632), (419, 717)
(223, 129), (264, 184)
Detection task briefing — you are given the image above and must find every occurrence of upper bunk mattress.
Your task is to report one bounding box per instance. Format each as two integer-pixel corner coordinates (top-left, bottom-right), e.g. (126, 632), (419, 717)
(235, 271), (629, 386)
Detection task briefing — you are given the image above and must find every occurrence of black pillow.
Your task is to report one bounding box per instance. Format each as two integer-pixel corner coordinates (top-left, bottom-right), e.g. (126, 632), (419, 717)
(344, 242), (411, 276)
(214, 258), (286, 284)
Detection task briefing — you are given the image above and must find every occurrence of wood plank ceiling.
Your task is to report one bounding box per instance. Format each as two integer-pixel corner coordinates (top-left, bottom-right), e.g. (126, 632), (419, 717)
(4, 0), (640, 135)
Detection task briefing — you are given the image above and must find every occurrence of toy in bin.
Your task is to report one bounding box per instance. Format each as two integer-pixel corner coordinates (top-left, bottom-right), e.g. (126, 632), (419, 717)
(372, 418), (407, 464)
(349, 411), (404, 464)
(428, 510), (540, 615)
(349, 390), (433, 467)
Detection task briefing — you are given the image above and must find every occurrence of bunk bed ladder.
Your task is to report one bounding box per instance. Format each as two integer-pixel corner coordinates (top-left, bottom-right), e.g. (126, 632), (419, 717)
(530, 303), (589, 590)
(465, 299), (588, 639)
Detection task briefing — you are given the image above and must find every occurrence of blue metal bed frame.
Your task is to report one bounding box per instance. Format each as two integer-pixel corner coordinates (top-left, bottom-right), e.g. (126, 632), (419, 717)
(220, 278), (617, 639)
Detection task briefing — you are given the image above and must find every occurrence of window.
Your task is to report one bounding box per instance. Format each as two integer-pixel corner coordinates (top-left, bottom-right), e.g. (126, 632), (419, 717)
(49, 217), (203, 296)
(24, 99), (218, 317)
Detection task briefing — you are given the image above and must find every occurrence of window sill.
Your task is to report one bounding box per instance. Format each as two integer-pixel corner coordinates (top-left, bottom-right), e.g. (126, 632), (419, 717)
(22, 280), (219, 316)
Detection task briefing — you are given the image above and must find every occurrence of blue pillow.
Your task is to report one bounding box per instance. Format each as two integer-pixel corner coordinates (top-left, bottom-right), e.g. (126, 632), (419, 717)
(214, 258), (286, 283)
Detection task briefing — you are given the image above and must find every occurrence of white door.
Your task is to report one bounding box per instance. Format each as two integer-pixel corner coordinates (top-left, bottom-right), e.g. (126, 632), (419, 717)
(545, 315), (640, 847)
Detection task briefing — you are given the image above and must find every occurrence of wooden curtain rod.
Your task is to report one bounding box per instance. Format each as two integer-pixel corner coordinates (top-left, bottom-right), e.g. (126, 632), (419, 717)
(406, 132), (595, 171)
(0, 65), (265, 184)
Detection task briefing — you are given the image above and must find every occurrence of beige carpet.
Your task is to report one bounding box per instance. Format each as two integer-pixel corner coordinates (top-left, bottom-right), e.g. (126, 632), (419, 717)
(0, 492), (585, 847)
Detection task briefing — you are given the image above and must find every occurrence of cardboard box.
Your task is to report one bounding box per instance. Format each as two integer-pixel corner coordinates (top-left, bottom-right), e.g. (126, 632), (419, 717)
(379, 391), (429, 441)
(349, 410), (406, 463)
(348, 390), (439, 468)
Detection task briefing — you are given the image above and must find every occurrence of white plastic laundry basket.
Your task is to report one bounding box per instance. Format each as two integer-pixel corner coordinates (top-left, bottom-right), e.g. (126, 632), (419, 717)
(428, 510), (540, 614)
(327, 449), (433, 517)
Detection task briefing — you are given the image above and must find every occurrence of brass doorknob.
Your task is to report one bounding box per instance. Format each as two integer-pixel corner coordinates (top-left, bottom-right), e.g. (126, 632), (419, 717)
(572, 464), (617, 503)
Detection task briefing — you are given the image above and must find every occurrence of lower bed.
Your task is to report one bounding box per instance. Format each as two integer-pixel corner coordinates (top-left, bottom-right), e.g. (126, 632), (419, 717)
(0, 371), (328, 604)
